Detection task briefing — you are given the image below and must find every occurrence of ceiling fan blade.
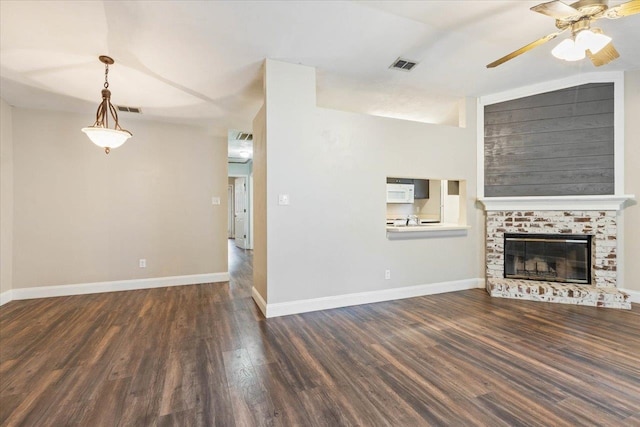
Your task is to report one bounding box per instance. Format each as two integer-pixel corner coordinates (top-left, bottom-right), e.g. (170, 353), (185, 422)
(605, 0), (640, 18)
(530, 0), (580, 19)
(486, 31), (564, 68)
(587, 42), (620, 66)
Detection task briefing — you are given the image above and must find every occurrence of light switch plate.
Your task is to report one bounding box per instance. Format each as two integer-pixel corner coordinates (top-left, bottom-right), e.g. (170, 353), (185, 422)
(212, 197), (221, 205)
(278, 194), (290, 205)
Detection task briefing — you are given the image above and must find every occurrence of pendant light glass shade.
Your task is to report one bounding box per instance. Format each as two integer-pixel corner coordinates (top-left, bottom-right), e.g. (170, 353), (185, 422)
(82, 56), (132, 154)
(551, 38), (586, 61)
(82, 127), (131, 152)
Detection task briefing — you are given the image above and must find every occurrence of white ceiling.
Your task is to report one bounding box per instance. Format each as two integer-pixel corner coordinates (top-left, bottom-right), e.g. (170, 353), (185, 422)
(1, 0), (639, 136)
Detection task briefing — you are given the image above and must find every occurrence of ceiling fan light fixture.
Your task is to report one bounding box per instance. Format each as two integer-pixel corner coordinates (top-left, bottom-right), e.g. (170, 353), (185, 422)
(551, 38), (586, 61)
(487, 0), (639, 68)
(82, 55), (132, 154)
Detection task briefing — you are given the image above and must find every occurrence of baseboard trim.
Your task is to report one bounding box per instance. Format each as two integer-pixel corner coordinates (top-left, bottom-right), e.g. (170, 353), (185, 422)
(251, 287), (268, 317)
(0, 289), (12, 306)
(261, 278), (485, 318)
(3, 272), (229, 304)
(621, 288), (640, 303)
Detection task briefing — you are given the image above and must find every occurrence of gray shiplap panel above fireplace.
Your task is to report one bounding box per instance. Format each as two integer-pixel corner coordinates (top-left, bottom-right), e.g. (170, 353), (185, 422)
(484, 83), (614, 197)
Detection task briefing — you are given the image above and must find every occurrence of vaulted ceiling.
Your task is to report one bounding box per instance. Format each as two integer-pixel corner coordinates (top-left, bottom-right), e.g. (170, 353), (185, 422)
(1, 1), (639, 135)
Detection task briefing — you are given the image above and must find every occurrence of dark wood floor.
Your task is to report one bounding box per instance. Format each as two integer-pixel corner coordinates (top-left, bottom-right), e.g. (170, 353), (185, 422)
(1, 241), (639, 426)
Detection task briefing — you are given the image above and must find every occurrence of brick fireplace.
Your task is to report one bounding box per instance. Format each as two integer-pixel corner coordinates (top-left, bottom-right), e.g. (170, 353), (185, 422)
(480, 198), (633, 310)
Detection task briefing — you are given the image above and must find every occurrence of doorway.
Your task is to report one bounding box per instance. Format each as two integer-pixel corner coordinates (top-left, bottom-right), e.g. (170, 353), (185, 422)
(234, 177), (248, 249)
(228, 130), (254, 251)
(228, 171), (253, 250)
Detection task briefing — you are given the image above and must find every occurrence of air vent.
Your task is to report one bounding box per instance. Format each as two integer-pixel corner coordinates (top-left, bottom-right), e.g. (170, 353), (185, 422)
(116, 105), (142, 114)
(390, 57), (418, 72)
(236, 132), (253, 141)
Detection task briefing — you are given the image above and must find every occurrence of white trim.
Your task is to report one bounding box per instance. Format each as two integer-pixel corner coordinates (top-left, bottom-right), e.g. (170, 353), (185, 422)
(618, 209), (625, 289)
(261, 278), (484, 318)
(476, 97), (485, 199)
(621, 289), (640, 304)
(251, 286), (267, 316)
(8, 272), (229, 302)
(478, 195), (635, 212)
(480, 72), (624, 105)
(613, 75), (625, 195)
(0, 289), (12, 306)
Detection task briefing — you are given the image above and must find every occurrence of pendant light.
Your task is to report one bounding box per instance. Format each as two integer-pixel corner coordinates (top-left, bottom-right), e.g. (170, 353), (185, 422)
(82, 55), (132, 154)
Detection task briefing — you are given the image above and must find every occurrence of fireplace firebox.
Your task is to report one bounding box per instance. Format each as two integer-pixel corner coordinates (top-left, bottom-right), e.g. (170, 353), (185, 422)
(504, 233), (592, 284)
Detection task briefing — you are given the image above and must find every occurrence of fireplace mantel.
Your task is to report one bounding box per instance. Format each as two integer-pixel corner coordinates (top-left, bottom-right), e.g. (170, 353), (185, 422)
(478, 195), (635, 212)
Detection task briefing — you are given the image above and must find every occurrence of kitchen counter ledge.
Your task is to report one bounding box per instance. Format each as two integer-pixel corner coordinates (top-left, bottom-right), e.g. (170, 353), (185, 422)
(386, 224), (470, 239)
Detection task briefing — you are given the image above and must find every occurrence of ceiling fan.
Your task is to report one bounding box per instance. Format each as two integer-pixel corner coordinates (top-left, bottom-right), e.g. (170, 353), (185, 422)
(487, 0), (640, 68)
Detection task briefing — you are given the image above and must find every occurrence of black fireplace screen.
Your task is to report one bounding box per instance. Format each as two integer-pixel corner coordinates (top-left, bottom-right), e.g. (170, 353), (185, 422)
(504, 233), (591, 284)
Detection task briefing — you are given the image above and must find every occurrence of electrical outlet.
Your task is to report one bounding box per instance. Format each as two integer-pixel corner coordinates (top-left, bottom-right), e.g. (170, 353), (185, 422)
(385, 269), (391, 280)
(278, 194), (290, 205)
(139, 259), (146, 268)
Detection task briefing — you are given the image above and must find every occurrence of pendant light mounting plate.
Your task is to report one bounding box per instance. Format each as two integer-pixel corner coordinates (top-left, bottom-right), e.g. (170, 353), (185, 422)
(99, 55), (114, 65)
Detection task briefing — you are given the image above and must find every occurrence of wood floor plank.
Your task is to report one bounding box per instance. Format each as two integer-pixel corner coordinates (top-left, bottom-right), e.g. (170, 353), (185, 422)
(1, 241), (639, 425)
(194, 338), (236, 427)
(0, 393), (24, 426)
(2, 368), (63, 426)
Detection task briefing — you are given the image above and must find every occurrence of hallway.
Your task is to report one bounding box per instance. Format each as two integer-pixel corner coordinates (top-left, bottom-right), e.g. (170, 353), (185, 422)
(228, 239), (253, 295)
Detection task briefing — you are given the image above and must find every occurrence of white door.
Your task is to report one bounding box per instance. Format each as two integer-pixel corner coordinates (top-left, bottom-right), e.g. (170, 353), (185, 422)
(234, 177), (247, 249)
(227, 184), (234, 238)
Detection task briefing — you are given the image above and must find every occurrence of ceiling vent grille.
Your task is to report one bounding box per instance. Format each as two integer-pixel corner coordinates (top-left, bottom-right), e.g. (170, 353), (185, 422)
(116, 105), (142, 114)
(390, 58), (418, 72)
(236, 132), (253, 141)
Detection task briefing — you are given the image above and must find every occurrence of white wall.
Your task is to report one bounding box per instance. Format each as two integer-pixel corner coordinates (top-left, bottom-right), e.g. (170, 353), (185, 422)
(1, 99), (14, 296)
(260, 60), (480, 305)
(229, 161), (252, 176)
(11, 108), (228, 289)
(624, 70), (640, 291)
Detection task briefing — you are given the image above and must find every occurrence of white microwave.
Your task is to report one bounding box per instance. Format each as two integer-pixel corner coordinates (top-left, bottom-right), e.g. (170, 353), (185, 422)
(386, 183), (414, 203)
